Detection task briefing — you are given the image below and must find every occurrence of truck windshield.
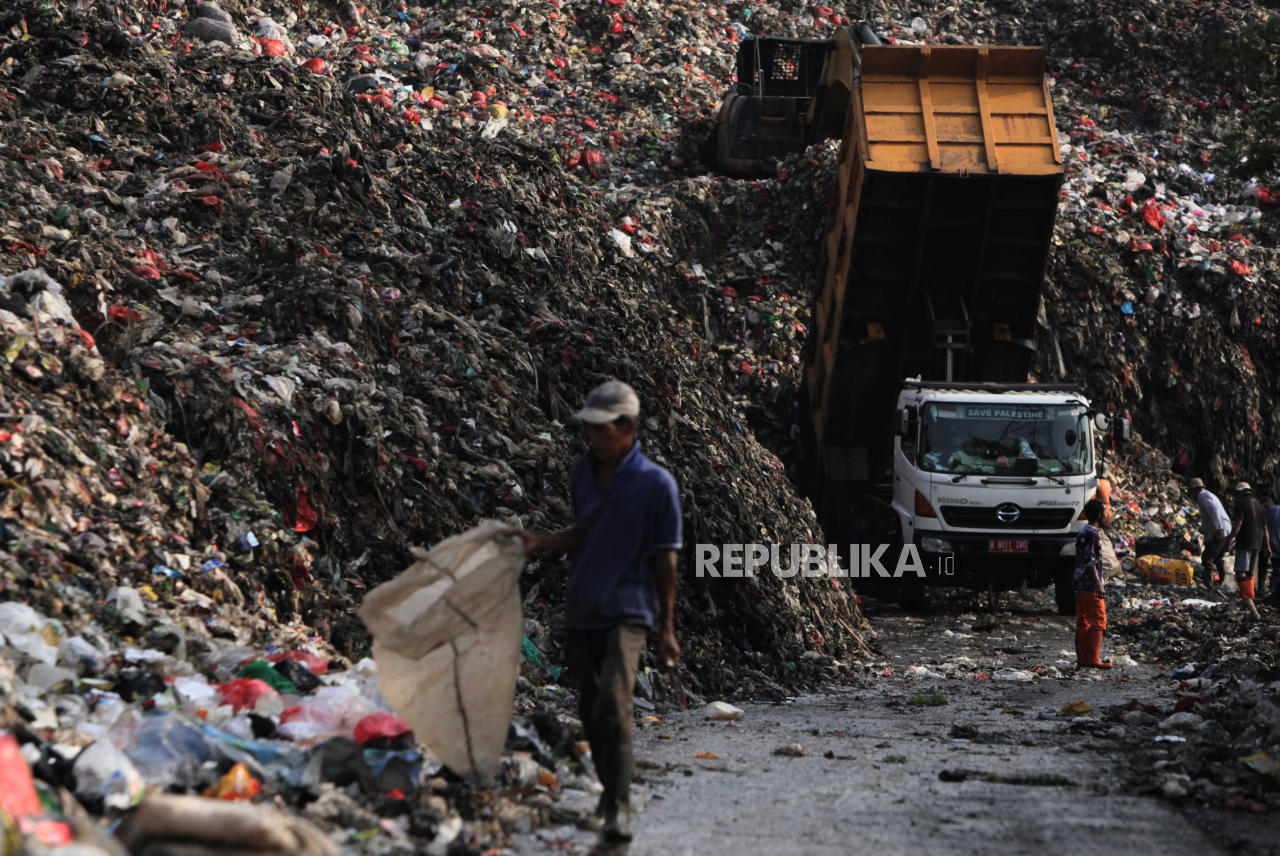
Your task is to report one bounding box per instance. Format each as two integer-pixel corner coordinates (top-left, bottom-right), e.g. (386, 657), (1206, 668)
(918, 402), (1092, 476)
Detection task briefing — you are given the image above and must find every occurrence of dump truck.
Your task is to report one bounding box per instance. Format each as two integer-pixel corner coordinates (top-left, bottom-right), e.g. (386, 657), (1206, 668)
(719, 32), (1125, 612)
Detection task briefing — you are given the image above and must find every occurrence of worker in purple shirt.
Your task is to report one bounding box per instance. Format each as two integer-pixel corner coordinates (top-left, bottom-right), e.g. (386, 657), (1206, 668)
(515, 381), (681, 843)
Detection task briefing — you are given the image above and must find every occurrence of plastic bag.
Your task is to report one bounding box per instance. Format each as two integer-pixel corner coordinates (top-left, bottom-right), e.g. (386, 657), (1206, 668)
(0, 602), (64, 665)
(353, 712), (412, 745)
(216, 679), (280, 713)
(277, 685), (376, 744)
(73, 738), (145, 810)
(267, 650), (329, 674)
(360, 520), (525, 782)
(110, 713), (212, 788)
(704, 701), (745, 721)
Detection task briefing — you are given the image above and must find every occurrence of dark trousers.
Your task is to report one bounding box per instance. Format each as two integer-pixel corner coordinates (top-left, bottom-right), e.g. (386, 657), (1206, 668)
(1201, 536), (1228, 586)
(565, 625), (646, 811)
(1262, 554), (1280, 593)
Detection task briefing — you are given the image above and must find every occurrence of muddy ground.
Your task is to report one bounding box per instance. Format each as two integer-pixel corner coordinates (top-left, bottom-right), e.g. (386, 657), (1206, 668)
(513, 588), (1279, 856)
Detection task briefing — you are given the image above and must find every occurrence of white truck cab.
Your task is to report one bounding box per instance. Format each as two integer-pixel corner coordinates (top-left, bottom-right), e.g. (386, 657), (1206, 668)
(890, 381), (1109, 613)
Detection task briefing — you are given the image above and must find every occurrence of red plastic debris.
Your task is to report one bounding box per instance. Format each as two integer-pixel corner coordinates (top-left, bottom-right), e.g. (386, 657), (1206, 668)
(216, 678), (278, 712)
(300, 57), (325, 74)
(1141, 200), (1165, 231)
(109, 306), (142, 323)
(1230, 259), (1251, 276)
(197, 195), (224, 214)
(354, 712), (413, 744)
(266, 650), (329, 674)
(258, 38), (286, 57)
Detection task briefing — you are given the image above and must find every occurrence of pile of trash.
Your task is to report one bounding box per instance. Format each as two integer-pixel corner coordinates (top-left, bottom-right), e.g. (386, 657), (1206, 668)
(1083, 439), (1280, 813)
(0, 0), (872, 706)
(0, 607), (603, 853)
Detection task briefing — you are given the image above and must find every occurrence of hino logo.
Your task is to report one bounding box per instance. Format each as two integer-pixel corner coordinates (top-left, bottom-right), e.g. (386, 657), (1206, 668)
(996, 504), (1021, 523)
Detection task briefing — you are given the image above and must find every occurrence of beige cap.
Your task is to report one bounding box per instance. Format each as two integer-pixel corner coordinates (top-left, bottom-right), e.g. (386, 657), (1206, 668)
(573, 380), (640, 424)
(1188, 478), (1205, 491)
(1236, 482), (1253, 492)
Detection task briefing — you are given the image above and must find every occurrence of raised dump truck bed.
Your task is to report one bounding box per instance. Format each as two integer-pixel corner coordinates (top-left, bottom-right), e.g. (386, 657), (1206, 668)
(806, 45), (1064, 487)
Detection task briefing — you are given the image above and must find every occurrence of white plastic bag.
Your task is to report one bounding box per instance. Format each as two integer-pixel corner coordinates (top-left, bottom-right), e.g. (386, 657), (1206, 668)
(360, 520), (524, 783)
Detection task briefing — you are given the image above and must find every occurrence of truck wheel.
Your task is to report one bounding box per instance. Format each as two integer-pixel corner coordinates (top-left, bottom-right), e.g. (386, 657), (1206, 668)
(1054, 569), (1076, 616)
(897, 575), (927, 613)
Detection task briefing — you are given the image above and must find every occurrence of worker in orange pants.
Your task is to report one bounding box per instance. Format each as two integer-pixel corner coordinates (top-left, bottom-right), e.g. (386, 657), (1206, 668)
(1074, 499), (1111, 669)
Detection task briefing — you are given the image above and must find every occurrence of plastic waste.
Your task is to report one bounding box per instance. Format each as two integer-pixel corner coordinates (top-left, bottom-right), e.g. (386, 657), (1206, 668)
(1123, 169), (1147, 192)
(73, 738), (145, 810)
(237, 660), (297, 693)
(361, 520), (525, 782)
(277, 686), (377, 743)
(0, 602), (64, 665)
(353, 712), (413, 745)
(217, 679), (281, 714)
(703, 701), (745, 721)
(105, 587), (147, 625)
(271, 658), (322, 693)
(266, 651), (329, 675)
(204, 763), (262, 801)
(0, 732), (41, 821)
(111, 713), (212, 788)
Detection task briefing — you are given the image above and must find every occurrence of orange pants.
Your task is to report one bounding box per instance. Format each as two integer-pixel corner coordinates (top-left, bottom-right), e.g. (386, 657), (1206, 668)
(1239, 578), (1256, 600)
(1076, 592), (1107, 631)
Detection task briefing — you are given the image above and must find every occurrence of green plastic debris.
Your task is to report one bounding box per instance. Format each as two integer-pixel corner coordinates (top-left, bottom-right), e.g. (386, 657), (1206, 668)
(909, 695), (948, 706)
(522, 636), (562, 680)
(237, 659), (297, 693)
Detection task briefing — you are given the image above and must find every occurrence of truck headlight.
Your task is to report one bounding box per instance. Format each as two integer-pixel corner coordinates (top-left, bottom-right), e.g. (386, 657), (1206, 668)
(921, 537), (953, 553)
(1060, 542), (1076, 556)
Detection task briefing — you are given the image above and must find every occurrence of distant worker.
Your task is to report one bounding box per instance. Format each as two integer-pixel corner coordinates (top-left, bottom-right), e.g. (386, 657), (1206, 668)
(1189, 478), (1231, 587)
(1096, 463), (1120, 579)
(1095, 463), (1114, 526)
(1264, 495), (1280, 601)
(514, 381), (682, 843)
(1229, 482), (1267, 619)
(1073, 498), (1111, 669)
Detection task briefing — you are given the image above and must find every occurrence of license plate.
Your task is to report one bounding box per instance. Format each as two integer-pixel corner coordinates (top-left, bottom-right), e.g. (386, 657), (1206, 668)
(990, 540), (1028, 553)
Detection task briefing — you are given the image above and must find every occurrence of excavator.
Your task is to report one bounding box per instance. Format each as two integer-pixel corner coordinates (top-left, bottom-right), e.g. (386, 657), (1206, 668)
(715, 24), (879, 174)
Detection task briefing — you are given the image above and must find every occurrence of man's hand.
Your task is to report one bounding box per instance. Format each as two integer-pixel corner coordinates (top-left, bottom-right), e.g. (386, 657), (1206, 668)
(656, 625), (680, 672)
(511, 528), (542, 554)
(509, 527), (575, 555)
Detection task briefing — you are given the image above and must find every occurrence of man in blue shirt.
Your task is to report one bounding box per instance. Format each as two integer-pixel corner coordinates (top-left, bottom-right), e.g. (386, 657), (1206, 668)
(1264, 496), (1280, 601)
(516, 381), (681, 843)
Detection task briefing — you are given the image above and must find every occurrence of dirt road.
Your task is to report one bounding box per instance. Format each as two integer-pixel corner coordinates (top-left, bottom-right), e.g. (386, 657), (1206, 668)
(514, 592), (1279, 855)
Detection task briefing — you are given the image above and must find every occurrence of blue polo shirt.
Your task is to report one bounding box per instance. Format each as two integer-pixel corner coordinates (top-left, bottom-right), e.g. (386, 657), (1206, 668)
(565, 441), (682, 631)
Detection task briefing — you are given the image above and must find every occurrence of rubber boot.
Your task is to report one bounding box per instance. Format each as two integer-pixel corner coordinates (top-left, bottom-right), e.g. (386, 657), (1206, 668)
(577, 797), (606, 832)
(1073, 629), (1087, 668)
(601, 741), (634, 843)
(1240, 578), (1261, 619)
(1080, 630), (1112, 669)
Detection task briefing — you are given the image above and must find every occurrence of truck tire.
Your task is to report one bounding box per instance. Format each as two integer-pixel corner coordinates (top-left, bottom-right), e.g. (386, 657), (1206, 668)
(1054, 569), (1076, 616)
(897, 575), (927, 613)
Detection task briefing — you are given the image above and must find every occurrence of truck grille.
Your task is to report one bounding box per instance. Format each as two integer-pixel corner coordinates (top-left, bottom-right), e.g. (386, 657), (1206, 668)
(939, 505), (1075, 530)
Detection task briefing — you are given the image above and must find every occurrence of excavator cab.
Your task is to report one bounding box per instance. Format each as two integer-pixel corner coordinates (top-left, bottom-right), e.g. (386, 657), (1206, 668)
(714, 25), (878, 175)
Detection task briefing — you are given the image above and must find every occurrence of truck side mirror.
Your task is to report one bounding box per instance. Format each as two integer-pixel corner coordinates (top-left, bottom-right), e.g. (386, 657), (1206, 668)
(1092, 413), (1110, 432)
(1113, 417), (1132, 444)
(893, 406), (918, 437)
